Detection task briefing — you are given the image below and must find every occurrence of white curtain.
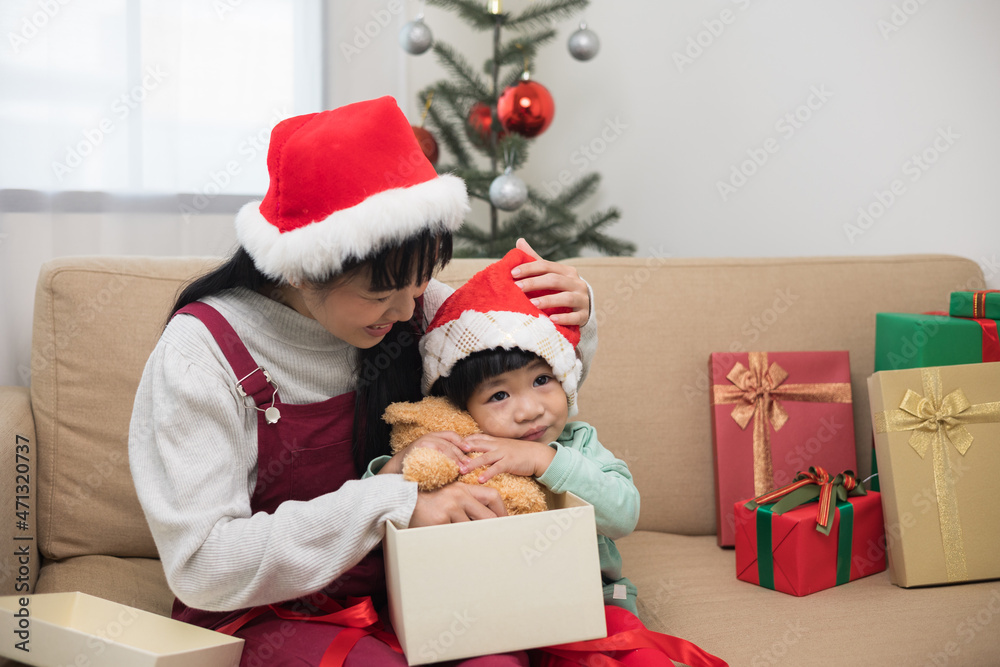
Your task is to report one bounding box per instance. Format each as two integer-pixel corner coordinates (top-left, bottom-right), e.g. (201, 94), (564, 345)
(0, 0), (324, 386)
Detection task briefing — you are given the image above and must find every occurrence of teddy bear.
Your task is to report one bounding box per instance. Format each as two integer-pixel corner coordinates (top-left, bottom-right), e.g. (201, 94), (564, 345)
(382, 396), (548, 515)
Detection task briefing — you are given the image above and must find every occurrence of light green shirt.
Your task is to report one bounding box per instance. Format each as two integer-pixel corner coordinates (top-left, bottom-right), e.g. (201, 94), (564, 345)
(538, 421), (640, 615)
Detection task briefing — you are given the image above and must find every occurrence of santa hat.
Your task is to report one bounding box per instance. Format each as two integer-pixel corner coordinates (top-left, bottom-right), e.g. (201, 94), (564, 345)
(420, 249), (584, 416)
(235, 96), (469, 283)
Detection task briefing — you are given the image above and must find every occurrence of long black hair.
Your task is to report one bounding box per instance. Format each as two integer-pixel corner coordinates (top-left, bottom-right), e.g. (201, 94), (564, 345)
(168, 229), (453, 475)
(170, 246), (273, 317)
(429, 347), (541, 410)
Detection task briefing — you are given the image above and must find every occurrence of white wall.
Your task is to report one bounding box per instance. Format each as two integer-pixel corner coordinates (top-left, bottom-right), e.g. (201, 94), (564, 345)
(330, 0), (999, 285)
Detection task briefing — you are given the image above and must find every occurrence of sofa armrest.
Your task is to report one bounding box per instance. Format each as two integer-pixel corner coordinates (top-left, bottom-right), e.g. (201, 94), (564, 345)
(0, 387), (37, 596)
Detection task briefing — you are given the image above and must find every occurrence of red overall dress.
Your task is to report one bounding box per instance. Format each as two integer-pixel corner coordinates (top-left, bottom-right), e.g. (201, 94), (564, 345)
(170, 302), (530, 667)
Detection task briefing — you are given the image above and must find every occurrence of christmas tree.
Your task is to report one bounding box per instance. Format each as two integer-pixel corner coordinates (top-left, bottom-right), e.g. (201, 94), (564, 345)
(400, 0), (635, 261)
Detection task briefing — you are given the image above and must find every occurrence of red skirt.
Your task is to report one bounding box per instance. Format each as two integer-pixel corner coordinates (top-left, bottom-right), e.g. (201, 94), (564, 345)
(532, 606), (728, 667)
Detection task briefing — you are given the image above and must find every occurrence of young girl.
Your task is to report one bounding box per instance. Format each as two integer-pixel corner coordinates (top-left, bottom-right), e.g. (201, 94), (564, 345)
(373, 248), (639, 614)
(128, 97), (597, 666)
(375, 250), (729, 667)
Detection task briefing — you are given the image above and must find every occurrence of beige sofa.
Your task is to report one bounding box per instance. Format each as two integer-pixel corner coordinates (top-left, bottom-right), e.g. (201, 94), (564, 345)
(3, 253), (999, 666)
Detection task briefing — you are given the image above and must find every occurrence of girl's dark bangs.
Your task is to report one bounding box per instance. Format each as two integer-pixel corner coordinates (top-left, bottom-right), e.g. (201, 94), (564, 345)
(367, 229), (453, 291)
(431, 347), (541, 408)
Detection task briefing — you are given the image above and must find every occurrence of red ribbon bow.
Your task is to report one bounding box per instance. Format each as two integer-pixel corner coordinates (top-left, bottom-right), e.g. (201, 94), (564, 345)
(747, 466), (862, 534)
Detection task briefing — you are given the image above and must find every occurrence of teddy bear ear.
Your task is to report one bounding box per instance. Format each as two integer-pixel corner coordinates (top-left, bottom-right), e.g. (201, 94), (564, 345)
(383, 401), (419, 425)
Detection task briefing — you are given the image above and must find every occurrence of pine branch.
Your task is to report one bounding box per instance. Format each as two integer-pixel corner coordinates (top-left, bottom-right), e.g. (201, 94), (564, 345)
(423, 81), (485, 165)
(431, 79), (481, 107)
(499, 66), (526, 92)
(506, 0), (588, 30)
(422, 91), (473, 169)
(525, 188), (576, 229)
(453, 167), (496, 201)
(456, 217), (518, 257)
(454, 221), (492, 246)
(485, 29), (557, 73)
(553, 173), (601, 209)
(496, 133), (531, 170)
(432, 42), (491, 100)
(425, 0), (496, 30)
(582, 230), (636, 257)
(576, 208), (636, 256)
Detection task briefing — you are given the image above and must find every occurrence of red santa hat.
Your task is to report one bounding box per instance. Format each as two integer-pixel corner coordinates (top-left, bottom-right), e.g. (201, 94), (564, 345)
(420, 249), (584, 416)
(235, 96), (469, 283)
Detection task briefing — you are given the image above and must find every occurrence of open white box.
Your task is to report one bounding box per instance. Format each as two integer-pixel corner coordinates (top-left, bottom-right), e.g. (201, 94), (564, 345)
(0, 591), (244, 667)
(384, 491), (607, 665)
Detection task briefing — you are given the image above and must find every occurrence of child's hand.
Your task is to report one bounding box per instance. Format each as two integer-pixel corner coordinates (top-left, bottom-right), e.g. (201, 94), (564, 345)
(379, 431), (471, 476)
(459, 433), (557, 483)
(410, 483), (507, 525)
(511, 238), (591, 326)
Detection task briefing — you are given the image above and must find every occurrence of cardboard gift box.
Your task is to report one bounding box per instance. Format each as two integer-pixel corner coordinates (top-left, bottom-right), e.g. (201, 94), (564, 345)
(0, 591), (244, 667)
(383, 491), (607, 665)
(868, 361), (1000, 587)
(734, 471), (886, 597)
(710, 350), (857, 546)
(950, 290), (1000, 320)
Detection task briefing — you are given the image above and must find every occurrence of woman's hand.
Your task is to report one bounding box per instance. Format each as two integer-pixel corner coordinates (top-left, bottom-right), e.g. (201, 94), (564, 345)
(410, 483), (507, 525)
(377, 431), (471, 476)
(459, 433), (557, 483)
(511, 238), (591, 326)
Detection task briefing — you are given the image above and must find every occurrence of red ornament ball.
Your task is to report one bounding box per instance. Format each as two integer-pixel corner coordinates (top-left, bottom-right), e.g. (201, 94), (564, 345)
(466, 102), (506, 149)
(497, 80), (555, 138)
(411, 125), (439, 166)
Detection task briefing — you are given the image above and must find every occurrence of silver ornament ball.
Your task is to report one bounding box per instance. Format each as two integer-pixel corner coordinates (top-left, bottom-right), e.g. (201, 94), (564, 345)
(399, 17), (433, 55)
(568, 23), (600, 61)
(489, 170), (528, 211)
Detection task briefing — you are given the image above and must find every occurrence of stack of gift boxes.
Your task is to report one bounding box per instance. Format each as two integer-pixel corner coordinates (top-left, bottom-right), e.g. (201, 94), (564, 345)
(708, 290), (1000, 596)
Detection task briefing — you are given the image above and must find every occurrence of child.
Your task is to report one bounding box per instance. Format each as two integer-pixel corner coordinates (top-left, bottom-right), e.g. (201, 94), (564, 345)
(399, 250), (729, 667)
(419, 248), (641, 614)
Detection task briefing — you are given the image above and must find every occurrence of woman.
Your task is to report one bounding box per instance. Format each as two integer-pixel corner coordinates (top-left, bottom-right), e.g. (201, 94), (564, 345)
(128, 96), (596, 665)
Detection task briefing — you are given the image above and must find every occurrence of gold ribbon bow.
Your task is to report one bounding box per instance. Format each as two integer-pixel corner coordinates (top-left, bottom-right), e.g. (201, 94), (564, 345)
(873, 367), (1000, 582)
(712, 352), (853, 496)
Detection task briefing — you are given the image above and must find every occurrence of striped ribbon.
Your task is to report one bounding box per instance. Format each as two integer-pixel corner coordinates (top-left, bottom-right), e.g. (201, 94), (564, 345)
(973, 290), (1000, 319)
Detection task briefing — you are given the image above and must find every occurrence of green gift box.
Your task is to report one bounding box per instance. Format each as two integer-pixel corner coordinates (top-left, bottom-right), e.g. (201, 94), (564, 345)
(870, 312), (1000, 490)
(949, 290), (1000, 320)
(874, 312), (999, 371)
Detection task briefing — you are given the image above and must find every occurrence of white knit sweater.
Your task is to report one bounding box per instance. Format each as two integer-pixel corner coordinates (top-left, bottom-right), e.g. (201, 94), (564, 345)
(128, 279), (596, 612)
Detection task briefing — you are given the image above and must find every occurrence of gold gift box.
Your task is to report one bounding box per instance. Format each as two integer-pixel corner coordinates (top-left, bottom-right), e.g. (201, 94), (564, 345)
(868, 361), (1000, 588)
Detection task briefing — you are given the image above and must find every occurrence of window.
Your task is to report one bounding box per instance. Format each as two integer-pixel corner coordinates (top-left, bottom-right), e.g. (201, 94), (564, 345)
(0, 0), (323, 198)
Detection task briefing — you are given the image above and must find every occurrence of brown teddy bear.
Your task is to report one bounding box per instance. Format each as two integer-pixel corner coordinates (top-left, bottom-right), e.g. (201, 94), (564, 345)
(382, 396), (548, 515)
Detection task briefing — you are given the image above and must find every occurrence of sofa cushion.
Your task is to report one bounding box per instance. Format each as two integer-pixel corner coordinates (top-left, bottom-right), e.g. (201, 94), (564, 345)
(35, 555), (173, 616)
(619, 530), (1000, 665)
(564, 255), (984, 535)
(32, 256), (221, 561)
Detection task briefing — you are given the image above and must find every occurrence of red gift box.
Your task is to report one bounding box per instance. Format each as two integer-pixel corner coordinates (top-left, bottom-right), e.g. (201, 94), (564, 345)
(734, 490), (886, 596)
(710, 351), (858, 546)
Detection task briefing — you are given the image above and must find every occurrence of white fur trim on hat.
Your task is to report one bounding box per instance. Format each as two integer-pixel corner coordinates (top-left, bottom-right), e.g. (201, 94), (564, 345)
(235, 173), (469, 283)
(420, 310), (584, 417)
